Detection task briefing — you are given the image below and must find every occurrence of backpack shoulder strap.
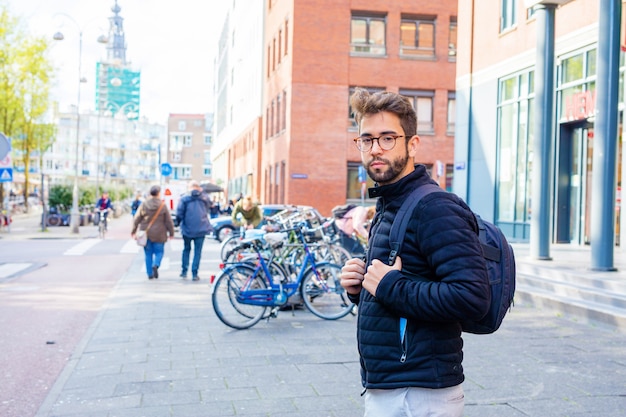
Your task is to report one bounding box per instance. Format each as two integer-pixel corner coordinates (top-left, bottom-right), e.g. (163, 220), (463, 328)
(388, 183), (443, 265)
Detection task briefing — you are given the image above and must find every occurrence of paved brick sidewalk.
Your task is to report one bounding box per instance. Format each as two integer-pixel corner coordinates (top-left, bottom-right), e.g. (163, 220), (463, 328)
(32, 248), (626, 417)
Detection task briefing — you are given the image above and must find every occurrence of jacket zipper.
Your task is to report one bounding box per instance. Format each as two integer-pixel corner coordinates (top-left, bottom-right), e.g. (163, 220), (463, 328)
(400, 317), (407, 363)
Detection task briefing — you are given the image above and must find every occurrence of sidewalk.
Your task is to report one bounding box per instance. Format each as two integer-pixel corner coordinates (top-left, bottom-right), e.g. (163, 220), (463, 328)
(29, 242), (626, 417)
(0, 206), (119, 240)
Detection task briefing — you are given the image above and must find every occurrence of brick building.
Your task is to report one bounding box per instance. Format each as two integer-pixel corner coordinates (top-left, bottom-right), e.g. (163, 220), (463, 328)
(213, 0), (458, 216)
(166, 114), (213, 183)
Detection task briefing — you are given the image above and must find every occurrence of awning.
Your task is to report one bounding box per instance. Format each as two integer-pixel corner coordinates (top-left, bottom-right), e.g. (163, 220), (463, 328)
(200, 182), (223, 193)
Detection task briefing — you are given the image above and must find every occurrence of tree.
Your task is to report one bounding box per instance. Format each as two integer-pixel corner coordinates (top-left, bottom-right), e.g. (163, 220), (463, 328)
(0, 6), (55, 211)
(14, 35), (55, 209)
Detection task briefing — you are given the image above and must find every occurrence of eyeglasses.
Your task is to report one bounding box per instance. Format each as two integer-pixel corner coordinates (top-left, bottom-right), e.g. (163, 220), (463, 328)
(353, 135), (404, 152)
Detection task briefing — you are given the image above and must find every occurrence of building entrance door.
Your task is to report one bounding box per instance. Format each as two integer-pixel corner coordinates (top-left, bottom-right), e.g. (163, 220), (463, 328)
(556, 122), (593, 245)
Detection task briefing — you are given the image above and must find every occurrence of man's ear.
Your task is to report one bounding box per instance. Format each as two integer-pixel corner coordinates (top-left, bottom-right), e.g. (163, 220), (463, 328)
(408, 135), (420, 157)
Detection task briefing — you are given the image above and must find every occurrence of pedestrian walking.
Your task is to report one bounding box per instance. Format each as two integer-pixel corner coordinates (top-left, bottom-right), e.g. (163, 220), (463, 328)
(130, 193), (142, 216)
(209, 195), (221, 219)
(131, 185), (175, 280)
(340, 88), (490, 417)
(176, 180), (212, 281)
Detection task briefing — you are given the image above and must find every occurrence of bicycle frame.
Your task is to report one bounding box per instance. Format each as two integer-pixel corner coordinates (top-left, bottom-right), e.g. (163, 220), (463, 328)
(232, 232), (331, 307)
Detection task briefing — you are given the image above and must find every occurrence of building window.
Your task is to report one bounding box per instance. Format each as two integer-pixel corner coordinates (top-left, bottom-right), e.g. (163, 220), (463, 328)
(501, 0), (517, 32)
(282, 90), (287, 131)
(496, 70), (534, 232)
(204, 151), (211, 164)
(350, 13), (386, 55)
(400, 90), (435, 133)
(284, 19), (289, 56)
(173, 165), (192, 180)
(203, 165), (212, 177)
(277, 94), (282, 133)
(204, 134), (212, 145)
(278, 30), (282, 63)
(178, 121), (186, 131)
(448, 17), (457, 59)
(558, 48), (597, 122)
(271, 99), (275, 137)
(447, 92), (456, 135)
(172, 152), (181, 162)
(400, 16), (435, 58)
(183, 135), (192, 147)
(169, 134), (184, 151)
(349, 86), (385, 129)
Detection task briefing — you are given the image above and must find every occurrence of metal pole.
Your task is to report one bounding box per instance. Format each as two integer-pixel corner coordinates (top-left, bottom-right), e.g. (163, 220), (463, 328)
(96, 110), (101, 197)
(590, 0), (621, 270)
(530, 4), (556, 260)
(70, 31), (83, 234)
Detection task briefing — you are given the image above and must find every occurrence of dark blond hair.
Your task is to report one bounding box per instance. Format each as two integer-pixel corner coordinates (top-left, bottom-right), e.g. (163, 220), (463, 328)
(349, 88), (417, 138)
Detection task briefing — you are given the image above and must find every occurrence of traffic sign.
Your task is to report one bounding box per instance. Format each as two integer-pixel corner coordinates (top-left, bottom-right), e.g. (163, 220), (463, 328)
(0, 133), (9, 160)
(358, 165), (367, 183)
(0, 167), (13, 182)
(161, 162), (172, 176)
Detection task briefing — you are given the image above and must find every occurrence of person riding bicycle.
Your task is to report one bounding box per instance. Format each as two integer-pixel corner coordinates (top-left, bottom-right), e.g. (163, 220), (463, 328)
(95, 191), (114, 228)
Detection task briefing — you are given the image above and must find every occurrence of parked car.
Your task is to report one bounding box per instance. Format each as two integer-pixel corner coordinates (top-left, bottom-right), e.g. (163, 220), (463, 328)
(209, 204), (324, 242)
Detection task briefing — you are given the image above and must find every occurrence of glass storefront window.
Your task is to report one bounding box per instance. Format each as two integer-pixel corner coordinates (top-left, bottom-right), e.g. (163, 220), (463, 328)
(498, 103), (516, 221)
(500, 77), (517, 102)
(497, 70), (534, 234)
(562, 53), (584, 84)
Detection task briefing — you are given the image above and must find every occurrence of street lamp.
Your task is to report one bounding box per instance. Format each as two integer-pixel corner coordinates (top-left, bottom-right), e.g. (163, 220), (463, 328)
(53, 15), (107, 234)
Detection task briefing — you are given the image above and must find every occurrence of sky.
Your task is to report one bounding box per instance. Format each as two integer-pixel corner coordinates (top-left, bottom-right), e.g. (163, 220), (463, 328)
(3, 0), (228, 124)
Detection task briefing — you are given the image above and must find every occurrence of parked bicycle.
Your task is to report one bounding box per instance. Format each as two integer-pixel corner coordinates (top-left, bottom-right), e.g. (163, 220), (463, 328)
(211, 223), (354, 329)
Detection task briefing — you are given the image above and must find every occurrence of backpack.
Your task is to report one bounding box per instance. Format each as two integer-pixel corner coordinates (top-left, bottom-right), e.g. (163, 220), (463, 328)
(388, 184), (516, 334)
(331, 203), (357, 219)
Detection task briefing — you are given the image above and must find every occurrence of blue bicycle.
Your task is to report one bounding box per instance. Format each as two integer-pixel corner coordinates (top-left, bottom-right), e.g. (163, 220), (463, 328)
(211, 224), (354, 329)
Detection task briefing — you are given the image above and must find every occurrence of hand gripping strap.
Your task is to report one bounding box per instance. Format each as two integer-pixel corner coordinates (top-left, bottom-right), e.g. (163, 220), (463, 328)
(388, 184), (443, 266)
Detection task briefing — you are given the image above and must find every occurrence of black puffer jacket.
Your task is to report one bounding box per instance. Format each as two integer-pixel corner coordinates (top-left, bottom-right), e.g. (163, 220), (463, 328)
(353, 165), (490, 390)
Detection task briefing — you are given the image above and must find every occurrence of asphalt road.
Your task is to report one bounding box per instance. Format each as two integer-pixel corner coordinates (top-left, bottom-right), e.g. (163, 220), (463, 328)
(0, 215), (189, 417)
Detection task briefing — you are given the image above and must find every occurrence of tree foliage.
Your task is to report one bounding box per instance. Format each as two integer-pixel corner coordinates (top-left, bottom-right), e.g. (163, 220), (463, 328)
(0, 5), (56, 209)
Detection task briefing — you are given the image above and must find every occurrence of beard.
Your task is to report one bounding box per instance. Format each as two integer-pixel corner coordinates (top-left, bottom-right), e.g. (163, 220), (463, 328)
(365, 152), (410, 184)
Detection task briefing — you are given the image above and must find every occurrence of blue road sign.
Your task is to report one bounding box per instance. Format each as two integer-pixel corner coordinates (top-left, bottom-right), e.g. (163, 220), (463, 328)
(358, 165), (367, 183)
(0, 167), (13, 182)
(0, 133), (9, 160)
(160, 163), (172, 176)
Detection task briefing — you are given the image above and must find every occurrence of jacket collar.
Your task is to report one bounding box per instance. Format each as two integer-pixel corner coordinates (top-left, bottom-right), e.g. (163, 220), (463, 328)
(367, 164), (432, 204)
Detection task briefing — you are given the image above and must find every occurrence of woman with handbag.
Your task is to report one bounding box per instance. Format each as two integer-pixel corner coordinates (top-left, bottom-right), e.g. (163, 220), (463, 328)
(132, 185), (175, 279)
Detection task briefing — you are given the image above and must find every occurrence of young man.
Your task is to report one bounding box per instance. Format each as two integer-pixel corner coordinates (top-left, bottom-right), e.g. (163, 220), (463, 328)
(340, 88), (490, 417)
(176, 180), (212, 281)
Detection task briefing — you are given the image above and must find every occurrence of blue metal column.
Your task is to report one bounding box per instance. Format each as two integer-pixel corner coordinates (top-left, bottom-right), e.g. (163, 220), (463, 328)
(530, 4), (556, 260)
(590, 0), (621, 271)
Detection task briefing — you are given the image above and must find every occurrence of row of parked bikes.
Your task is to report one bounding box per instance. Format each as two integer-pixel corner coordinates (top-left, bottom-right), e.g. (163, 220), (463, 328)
(211, 206), (367, 330)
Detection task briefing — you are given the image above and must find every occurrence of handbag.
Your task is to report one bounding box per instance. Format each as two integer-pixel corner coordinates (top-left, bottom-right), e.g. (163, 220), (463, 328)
(136, 202), (165, 247)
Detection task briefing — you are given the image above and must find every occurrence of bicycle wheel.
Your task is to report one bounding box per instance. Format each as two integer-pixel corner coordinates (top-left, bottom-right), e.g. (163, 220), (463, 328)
(212, 264), (268, 329)
(99, 221), (106, 239)
(301, 262), (353, 320)
(220, 235), (241, 262)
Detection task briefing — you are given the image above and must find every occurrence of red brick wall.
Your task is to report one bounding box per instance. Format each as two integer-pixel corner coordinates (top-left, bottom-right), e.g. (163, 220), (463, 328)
(255, 0), (458, 215)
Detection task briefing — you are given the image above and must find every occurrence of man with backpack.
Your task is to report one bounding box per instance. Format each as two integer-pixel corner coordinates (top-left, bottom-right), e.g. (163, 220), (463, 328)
(340, 88), (492, 417)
